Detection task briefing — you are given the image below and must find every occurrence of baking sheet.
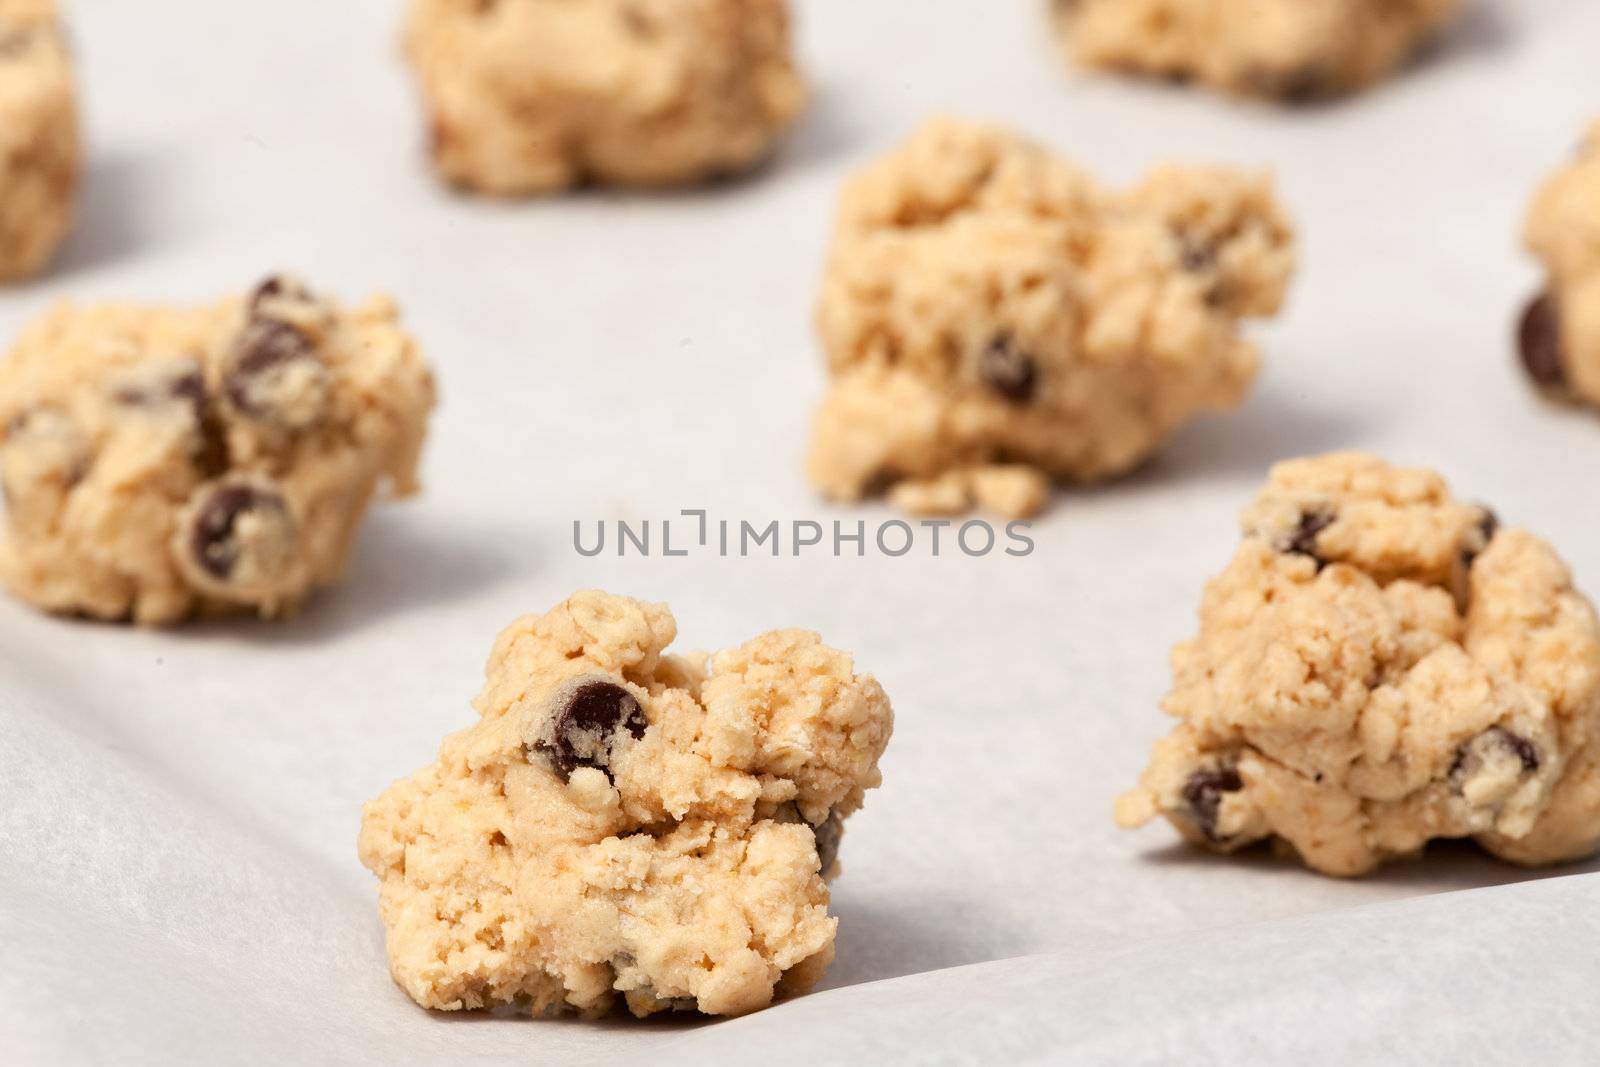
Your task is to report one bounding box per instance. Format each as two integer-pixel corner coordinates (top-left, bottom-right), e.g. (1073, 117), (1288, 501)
(3, 1), (1599, 1062)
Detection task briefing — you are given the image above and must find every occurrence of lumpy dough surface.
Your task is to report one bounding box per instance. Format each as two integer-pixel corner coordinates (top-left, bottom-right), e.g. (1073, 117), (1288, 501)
(0, 0), (78, 281)
(405, 0), (808, 195)
(1052, 0), (1463, 100)
(1117, 453), (1600, 877)
(809, 117), (1294, 518)
(0, 277), (435, 624)
(357, 591), (894, 1018)
(1519, 122), (1600, 408)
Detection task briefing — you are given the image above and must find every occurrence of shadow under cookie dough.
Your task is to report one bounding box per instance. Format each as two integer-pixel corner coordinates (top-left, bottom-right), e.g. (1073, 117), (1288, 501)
(205, 509), (533, 644)
(819, 892), (1026, 992)
(49, 148), (172, 279)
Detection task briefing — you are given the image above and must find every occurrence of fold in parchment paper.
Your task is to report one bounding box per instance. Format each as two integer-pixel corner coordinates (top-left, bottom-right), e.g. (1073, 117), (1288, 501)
(4, 1), (1600, 1064)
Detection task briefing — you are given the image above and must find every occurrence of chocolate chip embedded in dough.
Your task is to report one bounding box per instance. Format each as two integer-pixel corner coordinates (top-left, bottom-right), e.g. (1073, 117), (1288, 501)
(1518, 292), (1567, 391)
(186, 480), (295, 583)
(978, 335), (1038, 403)
(1450, 725), (1541, 781)
(533, 680), (648, 779)
(1461, 506), (1501, 570)
(1176, 232), (1217, 273)
(111, 358), (208, 421)
(1286, 510), (1335, 566)
(1181, 767), (1243, 842)
(224, 318), (330, 428)
(249, 273), (314, 313)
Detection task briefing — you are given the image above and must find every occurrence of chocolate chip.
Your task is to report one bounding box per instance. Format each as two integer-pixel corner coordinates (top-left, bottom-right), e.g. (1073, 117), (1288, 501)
(1177, 233), (1217, 273)
(1462, 506), (1500, 570)
(860, 466), (904, 500)
(1479, 508), (1500, 545)
(979, 335), (1037, 403)
(1286, 510), (1335, 565)
(112, 360), (207, 419)
(187, 482), (292, 581)
(1181, 767), (1243, 843)
(535, 681), (647, 779)
(249, 274), (311, 312)
(1451, 725), (1540, 778)
(1493, 726), (1540, 772)
(1518, 292), (1567, 391)
(812, 813), (843, 874)
(224, 318), (325, 425)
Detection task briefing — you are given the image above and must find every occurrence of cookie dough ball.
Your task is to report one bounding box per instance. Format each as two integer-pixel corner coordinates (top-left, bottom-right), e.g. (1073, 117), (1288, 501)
(809, 118), (1294, 518)
(1052, 0), (1463, 101)
(0, 0), (78, 281)
(1519, 122), (1600, 406)
(358, 591), (894, 1018)
(0, 276), (436, 623)
(405, 0), (809, 195)
(1117, 453), (1600, 877)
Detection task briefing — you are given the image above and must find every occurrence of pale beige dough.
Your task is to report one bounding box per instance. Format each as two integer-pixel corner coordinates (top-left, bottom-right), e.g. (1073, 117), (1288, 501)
(358, 590), (894, 1018)
(0, 0), (78, 281)
(1117, 453), (1600, 877)
(809, 117), (1294, 518)
(405, 0), (808, 195)
(1518, 122), (1600, 407)
(1052, 0), (1463, 100)
(0, 276), (436, 623)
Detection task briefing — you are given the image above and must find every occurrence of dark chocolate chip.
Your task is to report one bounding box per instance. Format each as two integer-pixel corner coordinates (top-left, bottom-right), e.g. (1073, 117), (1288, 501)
(535, 681), (647, 779)
(1177, 233), (1217, 273)
(1450, 725), (1541, 778)
(1518, 292), (1567, 391)
(1492, 726), (1540, 772)
(860, 466), (904, 500)
(1181, 767), (1243, 843)
(1462, 506), (1501, 569)
(188, 482), (291, 581)
(225, 319), (318, 417)
(979, 335), (1038, 403)
(1479, 508), (1500, 545)
(812, 813), (843, 874)
(112, 361), (208, 421)
(1286, 510), (1335, 566)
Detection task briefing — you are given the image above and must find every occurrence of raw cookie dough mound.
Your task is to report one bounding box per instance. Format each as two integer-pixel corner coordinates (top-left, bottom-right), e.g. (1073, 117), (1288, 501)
(1051, 0), (1463, 101)
(405, 0), (809, 195)
(1116, 453), (1600, 877)
(0, 0), (78, 281)
(809, 118), (1294, 518)
(1519, 122), (1600, 407)
(358, 591), (894, 1018)
(0, 276), (436, 623)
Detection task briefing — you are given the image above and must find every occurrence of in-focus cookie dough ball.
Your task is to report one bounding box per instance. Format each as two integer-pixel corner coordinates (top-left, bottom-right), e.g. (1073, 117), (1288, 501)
(0, 275), (436, 623)
(358, 591), (894, 1019)
(404, 0), (809, 195)
(1519, 122), (1600, 407)
(809, 118), (1294, 518)
(1117, 453), (1600, 877)
(1051, 0), (1463, 101)
(0, 0), (78, 281)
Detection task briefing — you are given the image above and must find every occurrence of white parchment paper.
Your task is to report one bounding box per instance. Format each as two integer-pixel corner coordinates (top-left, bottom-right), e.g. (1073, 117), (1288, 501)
(3, 1), (1600, 1062)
